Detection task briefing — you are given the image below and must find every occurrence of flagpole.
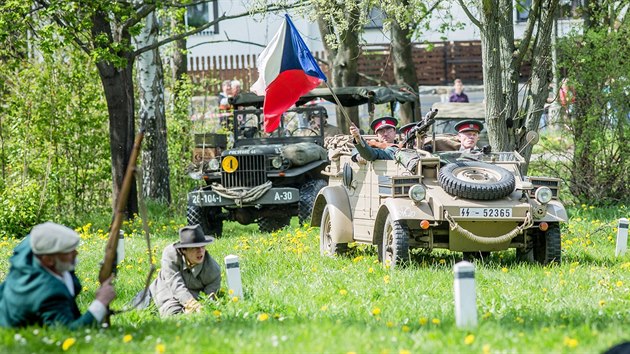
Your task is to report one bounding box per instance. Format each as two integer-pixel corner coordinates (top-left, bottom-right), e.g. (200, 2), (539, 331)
(323, 81), (355, 129)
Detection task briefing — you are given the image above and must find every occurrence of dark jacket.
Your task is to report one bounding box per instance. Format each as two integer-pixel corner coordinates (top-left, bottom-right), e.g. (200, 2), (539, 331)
(351, 136), (398, 161)
(0, 236), (97, 329)
(449, 92), (469, 103)
(149, 244), (221, 315)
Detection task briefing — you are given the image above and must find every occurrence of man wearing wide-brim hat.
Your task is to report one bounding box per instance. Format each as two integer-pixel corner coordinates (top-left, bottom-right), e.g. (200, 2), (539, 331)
(349, 116), (400, 163)
(0, 222), (116, 328)
(149, 224), (221, 316)
(454, 119), (484, 151)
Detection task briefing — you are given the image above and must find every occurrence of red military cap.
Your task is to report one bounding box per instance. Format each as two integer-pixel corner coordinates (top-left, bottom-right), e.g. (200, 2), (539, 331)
(399, 122), (417, 136)
(454, 119), (484, 133)
(370, 116), (398, 133)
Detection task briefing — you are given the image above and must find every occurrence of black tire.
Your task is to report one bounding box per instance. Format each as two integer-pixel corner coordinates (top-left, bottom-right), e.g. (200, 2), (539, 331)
(186, 205), (223, 237)
(319, 205), (349, 256)
(516, 231), (535, 263)
(381, 215), (410, 268)
(533, 223), (562, 264)
(438, 161), (515, 200)
(258, 216), (291, 233)
(298, 179), (328, 225)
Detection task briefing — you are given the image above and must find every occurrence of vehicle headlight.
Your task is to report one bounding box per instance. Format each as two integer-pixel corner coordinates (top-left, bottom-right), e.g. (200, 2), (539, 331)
(408, 184), (426, 202)
(271, 156), (283, 169)
(208, 158), (220, 171)
(535, 187), (553, 204)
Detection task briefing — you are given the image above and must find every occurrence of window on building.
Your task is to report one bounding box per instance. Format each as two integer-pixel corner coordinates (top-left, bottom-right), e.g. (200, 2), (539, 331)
(516, 0), (531, 22)
(186, 1), (219, 35)
(365, 7), (385, 29)
(517, 0), (584, 21)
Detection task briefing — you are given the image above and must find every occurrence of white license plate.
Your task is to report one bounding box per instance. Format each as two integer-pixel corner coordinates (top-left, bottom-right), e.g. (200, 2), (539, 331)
(459, 208), (512, 218)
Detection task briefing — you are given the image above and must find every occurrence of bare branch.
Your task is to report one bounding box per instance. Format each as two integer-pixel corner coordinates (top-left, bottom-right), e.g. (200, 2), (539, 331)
(131, 0), (309, 58)
(513, 0), (542, 66)
(456, 0), (482, 30)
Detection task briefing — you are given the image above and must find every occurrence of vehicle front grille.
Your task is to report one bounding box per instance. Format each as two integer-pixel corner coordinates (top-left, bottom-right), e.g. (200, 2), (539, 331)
(221, 155), (267, 188)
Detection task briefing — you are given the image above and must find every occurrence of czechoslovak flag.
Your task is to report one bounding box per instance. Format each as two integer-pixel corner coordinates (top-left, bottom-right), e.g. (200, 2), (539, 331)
(251, 14), (327, 133)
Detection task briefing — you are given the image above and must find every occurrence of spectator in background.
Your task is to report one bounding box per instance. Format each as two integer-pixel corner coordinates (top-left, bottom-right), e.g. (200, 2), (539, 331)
(218, 80), (231, 109)
(559, 78), (576, 116)
(449, 79), (470, 103)
(230, 80), (242, 98)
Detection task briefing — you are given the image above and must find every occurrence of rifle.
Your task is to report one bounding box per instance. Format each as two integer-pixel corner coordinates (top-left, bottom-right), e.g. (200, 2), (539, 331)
(400, 109), (438, 148)
(98, 130), (144, 326)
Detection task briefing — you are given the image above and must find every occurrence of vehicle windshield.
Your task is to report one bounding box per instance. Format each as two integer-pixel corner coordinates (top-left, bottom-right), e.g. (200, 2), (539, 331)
(231, 107), (326, 147)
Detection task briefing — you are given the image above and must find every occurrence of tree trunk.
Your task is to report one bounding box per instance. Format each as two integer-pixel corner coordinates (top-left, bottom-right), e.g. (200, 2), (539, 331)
(499, 0), (520, 147)
(92, 12), (138, 218)
(391, 13), (421, 124)
(135, 10), (171, 204)
(170, 14), (188, 89)
(332, 7), (361, 130)
(520, 0), (557, 174)
(478, 0), (510, 151)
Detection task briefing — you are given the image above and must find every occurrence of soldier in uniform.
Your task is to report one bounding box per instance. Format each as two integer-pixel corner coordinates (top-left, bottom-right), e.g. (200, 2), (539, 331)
(454, 119), (483, 151)
(350, 116), (399, 162)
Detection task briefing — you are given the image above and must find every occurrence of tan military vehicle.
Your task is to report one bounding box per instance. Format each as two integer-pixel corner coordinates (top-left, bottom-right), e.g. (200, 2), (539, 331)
(312, 112), (567, 267)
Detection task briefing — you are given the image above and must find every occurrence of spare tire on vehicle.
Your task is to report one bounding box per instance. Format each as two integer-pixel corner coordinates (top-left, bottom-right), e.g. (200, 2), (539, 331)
(438, 161), (515, 200)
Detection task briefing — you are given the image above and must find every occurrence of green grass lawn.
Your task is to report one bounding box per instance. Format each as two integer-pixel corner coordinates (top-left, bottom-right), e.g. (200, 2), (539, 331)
(1, 205), (629, 353)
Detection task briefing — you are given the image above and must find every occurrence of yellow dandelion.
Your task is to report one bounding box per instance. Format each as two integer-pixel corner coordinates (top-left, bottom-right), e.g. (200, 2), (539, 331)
(464, 334), (475, 345)
(599, 300), (606, 307)
(372, 307), (381, 316)
(482, 344), (491, 354)
(386, 321), (394, 328)
(155, 343), (166, 353)
(353, 255), (364, 263)
(320, 305), (328, 311)
(232, 296), (239, 302)
(339, 289), (348, 295)
(258, 313), (270, 321)
(383, 275), (390, 284)
(419, 317), (428, 325)
(123, 334), (133, 343)
(501, 267), (508, 273)
(401, 325), (410, 332)
(615, 281), (623, 287)
(228, 289), (234, 295)
(399, 350), (411, 354)
(212, 310), (221, 317)
(62, 338), (76, 351)
(564, 337), (578, 348)
(439, 259), (446, 264)
(368, 267), (374, 273)
(431, 318), (440, 325)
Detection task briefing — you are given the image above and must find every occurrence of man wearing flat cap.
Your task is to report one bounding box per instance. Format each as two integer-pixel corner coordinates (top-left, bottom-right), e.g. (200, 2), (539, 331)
(0, 222), (115, 328)
(148, 224), (221, 317)
(349, 116), (400, 163)
(454, 119), (483, 151)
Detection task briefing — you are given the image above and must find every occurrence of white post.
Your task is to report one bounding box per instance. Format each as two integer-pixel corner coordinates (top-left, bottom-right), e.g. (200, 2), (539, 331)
(116, 230), (125, 262)
(615, 218), (628, 257)
(224, 255), (243, 299)
(454, 261), (478, 329)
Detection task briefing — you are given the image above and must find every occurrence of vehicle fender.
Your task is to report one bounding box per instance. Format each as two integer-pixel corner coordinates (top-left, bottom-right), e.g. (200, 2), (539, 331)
(311, 185), (354, 244)
(540, 200), (569, 222)
(373, 198), (434, 246)
(268, 160), (329, 178)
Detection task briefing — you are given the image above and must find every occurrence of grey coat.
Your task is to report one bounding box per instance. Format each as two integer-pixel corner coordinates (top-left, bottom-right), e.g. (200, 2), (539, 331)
(149, 244), (221, 316)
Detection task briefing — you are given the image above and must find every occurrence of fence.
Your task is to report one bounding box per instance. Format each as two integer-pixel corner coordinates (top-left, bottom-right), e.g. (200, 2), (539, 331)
(187, 40), (531, 94)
